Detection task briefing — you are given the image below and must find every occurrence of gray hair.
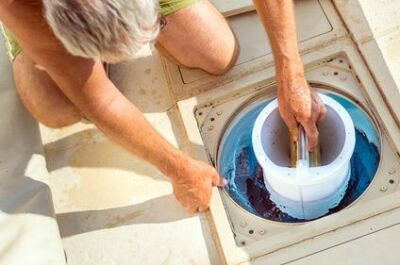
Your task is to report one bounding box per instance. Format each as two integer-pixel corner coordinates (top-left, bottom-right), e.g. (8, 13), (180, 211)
(43, 0), (160, 63)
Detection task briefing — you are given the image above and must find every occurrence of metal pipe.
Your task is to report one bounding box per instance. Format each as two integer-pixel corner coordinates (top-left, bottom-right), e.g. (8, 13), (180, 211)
(290, 125), (320, 167)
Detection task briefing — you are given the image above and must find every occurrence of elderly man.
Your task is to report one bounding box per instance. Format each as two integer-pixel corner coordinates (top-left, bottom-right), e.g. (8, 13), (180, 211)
(0, 0), (325, 213)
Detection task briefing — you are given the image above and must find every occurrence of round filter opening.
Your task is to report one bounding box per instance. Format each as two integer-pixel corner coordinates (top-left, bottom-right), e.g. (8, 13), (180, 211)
(217, 92), (380, 223)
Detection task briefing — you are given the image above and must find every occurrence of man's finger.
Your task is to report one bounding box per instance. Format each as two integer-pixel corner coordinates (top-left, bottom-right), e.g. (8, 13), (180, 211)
(184, 204), (199, 214)
(212, 171), (227, 187)
(284, 115), (299, 141)
(317, 102), (326, 124)
(311, 91), (326, 124)
(302, 121), (319, 151)
(198, 205), (209, 212)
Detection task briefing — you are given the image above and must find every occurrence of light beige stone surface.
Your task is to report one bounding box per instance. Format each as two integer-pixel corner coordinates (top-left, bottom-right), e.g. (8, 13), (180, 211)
(210, 0), (253, 17)
(333, 0), (400, 42)
(286, 222), (400, 265)
(333, 0), (400, 125)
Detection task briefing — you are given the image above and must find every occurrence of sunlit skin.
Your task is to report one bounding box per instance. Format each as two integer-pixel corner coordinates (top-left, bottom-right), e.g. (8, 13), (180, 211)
(0, 0), (323, 213)
(157, 0), (239, 75)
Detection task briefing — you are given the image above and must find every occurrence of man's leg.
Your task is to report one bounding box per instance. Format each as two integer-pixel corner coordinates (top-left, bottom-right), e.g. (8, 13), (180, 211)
(156, 0), (239, 75)
(12, 52), (82, 128)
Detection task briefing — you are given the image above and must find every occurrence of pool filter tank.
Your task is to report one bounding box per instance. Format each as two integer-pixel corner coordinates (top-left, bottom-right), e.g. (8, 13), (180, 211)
(252, 94), (356, 220)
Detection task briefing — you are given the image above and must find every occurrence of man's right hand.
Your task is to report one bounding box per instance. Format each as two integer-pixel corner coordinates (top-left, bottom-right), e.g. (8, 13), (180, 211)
(277, 71), (326, 150)
(169, 157), (227, 213)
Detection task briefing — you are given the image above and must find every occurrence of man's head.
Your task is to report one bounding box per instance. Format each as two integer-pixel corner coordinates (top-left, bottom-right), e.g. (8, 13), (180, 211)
(43, 0), (160, 63)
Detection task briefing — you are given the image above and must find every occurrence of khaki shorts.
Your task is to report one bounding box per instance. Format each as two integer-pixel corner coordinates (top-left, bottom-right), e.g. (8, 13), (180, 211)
(0, 24), (21, 62)
(159, 0), (199, 16)
(0, 0), (200, 62)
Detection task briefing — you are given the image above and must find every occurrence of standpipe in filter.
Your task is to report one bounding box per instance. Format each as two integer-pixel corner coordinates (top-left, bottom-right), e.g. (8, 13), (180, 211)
(290, 125), (320, 168)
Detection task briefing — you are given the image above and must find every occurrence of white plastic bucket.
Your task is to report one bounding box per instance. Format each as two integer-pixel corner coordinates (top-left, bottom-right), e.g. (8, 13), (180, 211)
(252, 94), (356, 220)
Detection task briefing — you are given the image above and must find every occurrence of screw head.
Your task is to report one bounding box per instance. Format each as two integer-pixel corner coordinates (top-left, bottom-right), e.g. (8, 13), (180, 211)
(380, 186), (388, 192)
(340, 75), (347, 81)
(216, 110), (223, 116)
(208, 125), (214, 131)
(389, 167), (396, 175)
(258, 229), (266, 235)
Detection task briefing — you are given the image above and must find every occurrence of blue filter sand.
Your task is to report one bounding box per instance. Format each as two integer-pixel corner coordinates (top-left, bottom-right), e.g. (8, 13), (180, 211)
(217, 93), (381, 222)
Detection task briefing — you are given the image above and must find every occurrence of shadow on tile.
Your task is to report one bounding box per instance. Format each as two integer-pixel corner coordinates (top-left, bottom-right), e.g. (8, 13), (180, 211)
(57, 194), (192, 238)
(0, 80), (56, 218)
(44, 129), (169, 182)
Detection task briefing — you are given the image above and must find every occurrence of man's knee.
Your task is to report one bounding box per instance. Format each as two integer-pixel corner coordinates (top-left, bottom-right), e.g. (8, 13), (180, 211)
(38, 107), (82, 128)
(156, 0), (240, 76)
(12, 53), (82, 128)
(207, 36), (240, 75)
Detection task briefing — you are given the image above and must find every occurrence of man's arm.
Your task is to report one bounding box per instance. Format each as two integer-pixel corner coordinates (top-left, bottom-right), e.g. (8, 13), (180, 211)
(0, 1), (224, 213)
(253, 0), (325, 149)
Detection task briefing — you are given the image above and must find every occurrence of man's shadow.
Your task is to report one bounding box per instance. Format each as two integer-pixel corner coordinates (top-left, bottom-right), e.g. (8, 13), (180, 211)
(56, 194), (187, 237)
